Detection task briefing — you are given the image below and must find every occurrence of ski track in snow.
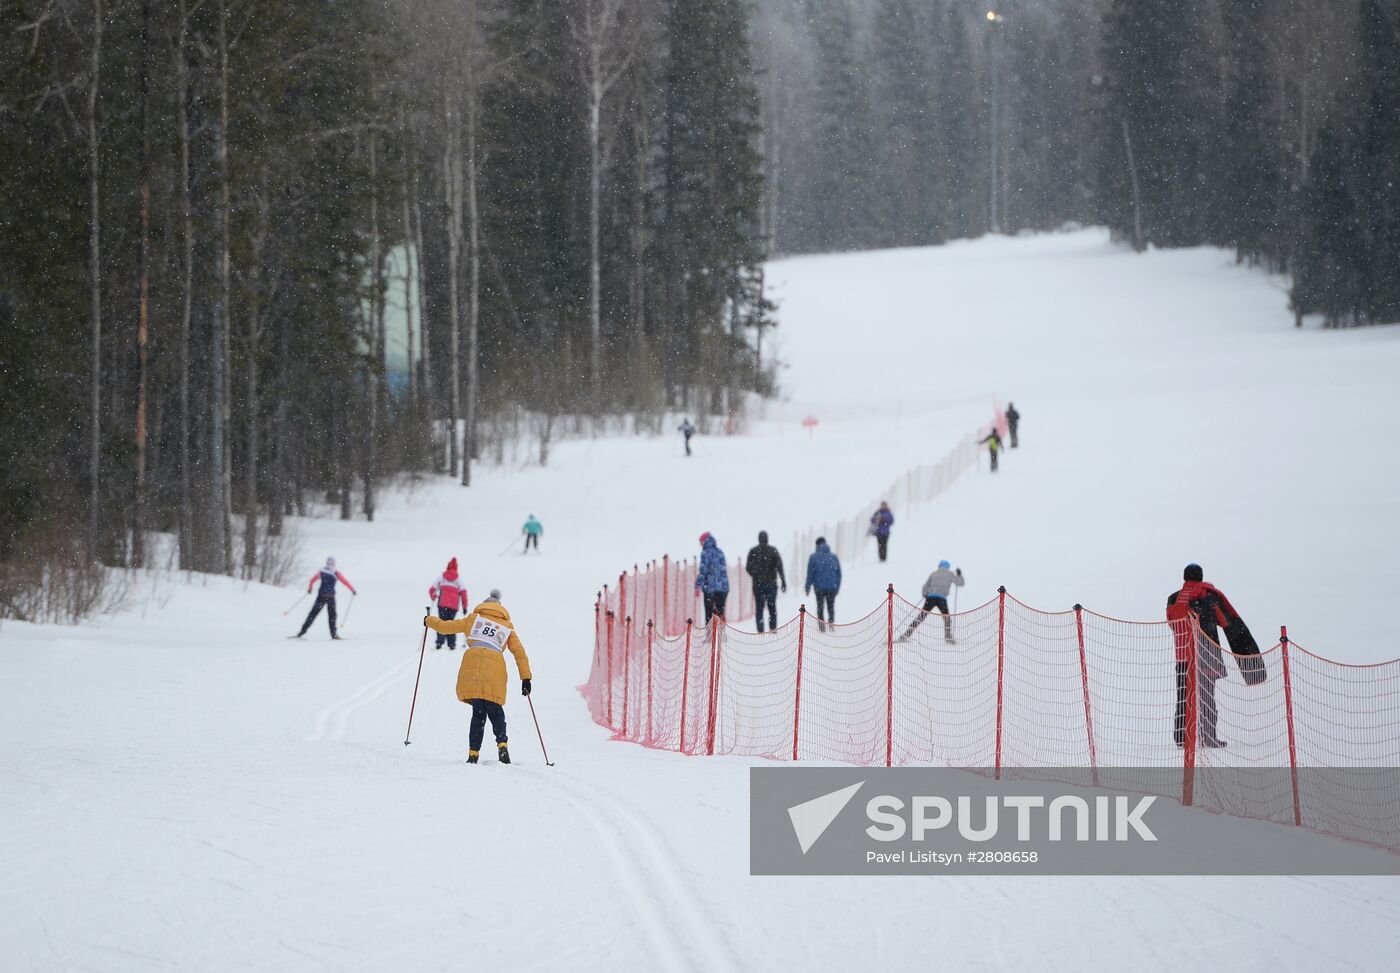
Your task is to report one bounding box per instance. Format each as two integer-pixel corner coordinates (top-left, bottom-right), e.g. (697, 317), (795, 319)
(308, 656), (417, 742)
(546, 768), (738, 973)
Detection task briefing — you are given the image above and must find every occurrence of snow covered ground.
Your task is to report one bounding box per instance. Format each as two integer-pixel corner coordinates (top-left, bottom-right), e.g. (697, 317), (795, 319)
(4, 229), (1399, 970)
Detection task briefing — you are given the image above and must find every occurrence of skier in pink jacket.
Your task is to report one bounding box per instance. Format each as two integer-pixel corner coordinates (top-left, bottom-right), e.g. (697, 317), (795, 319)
(429, 557), (467, 650)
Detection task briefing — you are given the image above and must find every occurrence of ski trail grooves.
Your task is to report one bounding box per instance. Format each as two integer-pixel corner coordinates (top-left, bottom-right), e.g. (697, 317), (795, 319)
(309, 657), (416, 742)
(547, 770), (738, 972)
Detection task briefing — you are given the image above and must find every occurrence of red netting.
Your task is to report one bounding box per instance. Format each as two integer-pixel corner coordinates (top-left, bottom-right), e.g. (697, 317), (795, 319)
(584, 587), (1400, 851)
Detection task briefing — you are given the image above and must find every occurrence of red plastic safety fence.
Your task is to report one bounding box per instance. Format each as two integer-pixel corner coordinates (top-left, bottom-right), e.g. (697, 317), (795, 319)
(584, 588), (1400, 851)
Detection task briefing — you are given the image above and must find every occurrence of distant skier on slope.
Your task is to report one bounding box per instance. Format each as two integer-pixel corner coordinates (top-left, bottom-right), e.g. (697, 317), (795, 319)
(678, 418), (696, 457)
(1006, 403), (1021, 448)
(522, 514), (543, 553)
(695, 532), (730, 624)
(425, 589), (533, 764)
(1166, 563), (1263, 749)
(900, 560), (964, 643)
(979, 427), (1003, 472)
(428, 558), (467, 651)
(804, 537), (842, 633)
(745, 530), (787, 633)
(294, 556), (356, 639)
(869, 501), (895, 562)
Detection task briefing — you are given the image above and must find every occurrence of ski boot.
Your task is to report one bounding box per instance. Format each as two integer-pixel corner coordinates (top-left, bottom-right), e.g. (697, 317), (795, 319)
(497, 742), (511, 765)
(467, 750), (479, 764)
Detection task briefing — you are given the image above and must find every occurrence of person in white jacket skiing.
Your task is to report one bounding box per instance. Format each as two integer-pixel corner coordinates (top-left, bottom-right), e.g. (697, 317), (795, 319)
(899, 560), (964, 643)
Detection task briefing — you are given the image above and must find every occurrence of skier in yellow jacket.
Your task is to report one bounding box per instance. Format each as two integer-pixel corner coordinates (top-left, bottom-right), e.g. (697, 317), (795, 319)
(424, 589), (533, 764)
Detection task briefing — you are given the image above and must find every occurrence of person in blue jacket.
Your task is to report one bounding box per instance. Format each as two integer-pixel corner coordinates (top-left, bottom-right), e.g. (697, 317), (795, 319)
(869, 501), (895, 562)
(695, 532), (730, 624)
(804, 537), (842, 632)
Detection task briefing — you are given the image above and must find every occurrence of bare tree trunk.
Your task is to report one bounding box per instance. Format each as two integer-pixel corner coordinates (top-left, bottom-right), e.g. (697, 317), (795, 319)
(588, 60), (603, 412)
(243, 166), (269, 576)
(210, 0), (233, 574)
(176, 0), (194, 569)
(1121, 117), (1145, 252)
(364, 130), (381, 520)
(398, 108), (417, 431)
(443, 86), (462, 478)
(86, 0), (103, 560)
(463, 0), (479, 486)
(132, 0), (151, 569)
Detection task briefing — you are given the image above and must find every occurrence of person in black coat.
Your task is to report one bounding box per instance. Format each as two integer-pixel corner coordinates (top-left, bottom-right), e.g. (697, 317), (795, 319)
(745, 530), (787, 633)
(1005, 403), (1021, 448)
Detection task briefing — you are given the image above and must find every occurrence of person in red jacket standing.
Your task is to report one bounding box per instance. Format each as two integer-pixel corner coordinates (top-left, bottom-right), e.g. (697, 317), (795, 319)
(294, 556), (356, 639)
(1166, 563), (1241, 749)
(429, 558), (467, 650)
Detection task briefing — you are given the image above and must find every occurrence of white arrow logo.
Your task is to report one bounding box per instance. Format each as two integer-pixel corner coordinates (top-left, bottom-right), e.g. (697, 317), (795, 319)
(787, 781), (864, 854)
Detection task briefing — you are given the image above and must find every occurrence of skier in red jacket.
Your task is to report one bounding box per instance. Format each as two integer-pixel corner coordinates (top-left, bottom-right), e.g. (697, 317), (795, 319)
(295, 556), (356, 639)
(429, 557), (467, 650)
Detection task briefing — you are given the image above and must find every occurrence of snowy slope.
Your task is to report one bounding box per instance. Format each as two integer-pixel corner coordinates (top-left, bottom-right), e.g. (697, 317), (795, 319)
(3, 229), (1399, 971)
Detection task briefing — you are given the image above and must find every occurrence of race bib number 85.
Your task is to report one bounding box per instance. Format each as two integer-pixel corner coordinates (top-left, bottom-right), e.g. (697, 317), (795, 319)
(469, 617), (512, 652)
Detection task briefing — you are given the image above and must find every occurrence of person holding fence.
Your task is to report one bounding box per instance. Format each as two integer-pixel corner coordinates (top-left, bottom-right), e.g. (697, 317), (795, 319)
(899, 560), (964, 643)
(745, 530), (787, 633)
(695, 532), (730, 624)
(869, 501), (895, 562)
(424, 589), (533, 765)
(1166, 563), (1235, 748)
(804, 537), (842, 633)
(428, 557), (466, 650)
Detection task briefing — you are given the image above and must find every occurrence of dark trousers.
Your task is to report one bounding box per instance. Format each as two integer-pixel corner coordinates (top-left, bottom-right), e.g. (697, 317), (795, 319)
(1009, 425), (1019, 448)
(989, 450), (999, 472)
(435, 606), (459, 649)
(814, 590), (836, 630)
(684, 434), (693, 456)
(904, 595), (953, 640)
(524, 533), (539, 552)
(299, 595), (337, 636)
(702, 590), (728, 624)
(468, 699), (508, 752)
(754, 583), (778, 632)
(1173, 662), (1221, 746)
(876, 534), (890, 561)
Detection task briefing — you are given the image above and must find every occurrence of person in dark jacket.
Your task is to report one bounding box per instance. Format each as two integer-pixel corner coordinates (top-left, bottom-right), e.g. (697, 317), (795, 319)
(869, 502), (895, 562)
(678, 418), (696, 457)
(1006, 403), (1021, 448)
(900, 560), (964, 643)
(294, 556), (357, 639)
(804, 538), (842, 632)
(1166, 563), (1249, 749)
(745, 530), (787, 633)
(979, 428), (1003, 472)
(695, 532), (729, 624)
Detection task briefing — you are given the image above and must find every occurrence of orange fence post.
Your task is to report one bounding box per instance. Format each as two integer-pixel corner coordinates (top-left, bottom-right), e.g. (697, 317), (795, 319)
(1280, 625), (1302, 827)
(662, 556), (670, 635)
(679, 619), (694, 753)
(886, 584), (895, 768)
(995, 586), (1006, 779)
(605, 610), (616, 728)
(1182, 614), (1200, 807)
(793, 605), (806, 761)
(706, 618), (722, 755)
(1073, 605), (1099, 788)
(621, 616), (632, 736)
(646, 620), (655, 743)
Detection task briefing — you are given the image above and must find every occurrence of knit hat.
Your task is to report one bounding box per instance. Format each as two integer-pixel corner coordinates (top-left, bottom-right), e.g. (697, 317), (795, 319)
(815, 537), (826, 547)
(1184, 563), (1204, 582)
(487, 588), (502, 601)
(326, 557), (336, 569)
(938, 560), (951, 570)
(758, 530), (768, 544)
(447, 557), (458, 572)
(699, 532), (711, 546)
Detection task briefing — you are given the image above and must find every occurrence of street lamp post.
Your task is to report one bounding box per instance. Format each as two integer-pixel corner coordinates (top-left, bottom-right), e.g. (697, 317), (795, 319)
(986, 10), (1004, 234)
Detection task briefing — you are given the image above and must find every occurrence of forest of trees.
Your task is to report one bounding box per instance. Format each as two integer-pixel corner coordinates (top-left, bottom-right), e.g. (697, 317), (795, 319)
(758, 0), (1399, 329)
(2, 0), (1397, 613)
(0, 0), (767, 606)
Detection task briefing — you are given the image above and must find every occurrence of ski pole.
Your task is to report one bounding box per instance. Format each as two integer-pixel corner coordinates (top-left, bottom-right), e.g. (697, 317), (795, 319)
(403, 606), (431, 747)
(341, 591), (356, 630)
(498, 535), (521, 557)
(282, 591), (308, 616)
(527, 695), (555, 766)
